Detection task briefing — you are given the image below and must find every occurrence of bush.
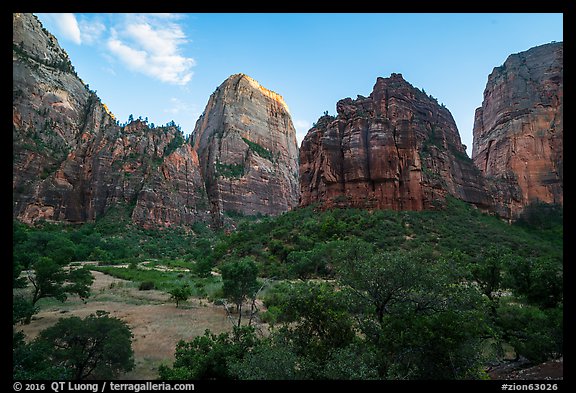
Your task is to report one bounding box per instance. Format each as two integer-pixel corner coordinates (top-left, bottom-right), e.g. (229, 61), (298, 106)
(193, 258), (214, 278)
(496, 302), (563, 363)
(159, 326), (257, 380)
(138, 281), (155, 291)
(259, 306), (282, 325)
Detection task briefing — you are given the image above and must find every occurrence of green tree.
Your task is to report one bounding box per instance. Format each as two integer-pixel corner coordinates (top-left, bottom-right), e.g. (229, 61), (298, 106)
(337, 248), (489, 379)
(13, 296), (37, 326)
(193, 239), (214, 277)
(220, 257), (259, 327)
(275, 282), (355, 364)
(169, 284), (192, 308)
(35, 311), (134, 380)
(193, 257), (214, 278)
(322, 341), (380, 380)
(159, 327), (257, 380)
(24, 257), (93, 324)
(13, 331), (70, 380)
(229, 338), (298, 380)
(285, 243), (335, 279)
(496, 302), (563, 363)
(13, 260), (26, 289)
(337, 245), (432, 326)
(505, 255), (563, 309)
(469, 246), (511, 316)
(46, 236), (77, 264)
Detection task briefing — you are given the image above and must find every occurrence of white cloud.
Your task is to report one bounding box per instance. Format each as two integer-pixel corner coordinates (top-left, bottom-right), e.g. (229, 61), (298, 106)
(49, 13), (82, 44)
(105, 15), (195, 85)
(164, 98), (201, 128)
(79, 18), (106, 45)
(164, 98), (194, 115)
(102, 66), (116, 76)
(293, 119), (312, 146)
(107, 37), (147, 70)
(125, 23), (182, 55)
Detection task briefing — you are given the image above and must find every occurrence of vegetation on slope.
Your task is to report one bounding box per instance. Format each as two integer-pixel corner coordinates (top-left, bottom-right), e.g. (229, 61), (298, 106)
(13, 198), (563, 380)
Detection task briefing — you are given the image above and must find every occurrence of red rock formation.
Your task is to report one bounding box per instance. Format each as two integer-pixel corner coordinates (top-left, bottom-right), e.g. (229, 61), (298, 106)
(192, 74), (300, 222)
(132, 143), (210, 229)
(472, 42), (563, 218)
(300, 73), (491, 211)
(13, 13), (209, 227)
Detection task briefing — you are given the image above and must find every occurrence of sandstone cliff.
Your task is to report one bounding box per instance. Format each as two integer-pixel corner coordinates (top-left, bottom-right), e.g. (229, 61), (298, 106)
(472, 42), (563, 218)
(192, 74), (300, 222)
(13, 13), (209, 227)
(300, 73), (491, 211)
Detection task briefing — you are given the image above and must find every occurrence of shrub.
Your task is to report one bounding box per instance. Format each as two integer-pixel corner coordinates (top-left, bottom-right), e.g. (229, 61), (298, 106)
(138, 281), (155, 291)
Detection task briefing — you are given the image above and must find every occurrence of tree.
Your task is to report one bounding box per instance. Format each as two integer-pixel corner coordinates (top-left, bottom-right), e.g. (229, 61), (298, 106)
(515, 201), (563, 230)
(496, 302), (563, 363)
(159, 326), (257, 380)
(13, 331), (70, 380)
(169, 284), (192, 308)
(220, 257), (259, 327)
(36, 311), (134, 380)
(275, 282), (355, 363)
(322, 342), (380, 380)
(505, 255), (563, 309)
(337, 247), (490, 379)
(23, 257), (93, 324)
(229, 338), (299, 380)
(46, 236), (77, 264)
(193, 257), (214, 278)
(13, 296), (37, 326)
(13, 260), (26, 289)
(337, 244), (429, 326)
(469, 246), (511, 316)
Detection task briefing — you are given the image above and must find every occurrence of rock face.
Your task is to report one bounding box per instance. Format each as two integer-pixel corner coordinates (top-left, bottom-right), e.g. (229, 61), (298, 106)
(472, 42), (563, 218)
(192, 74), (300, 222)
(13, 13), (209, 227)
(13, 14), (298, 228)
(300, 73), (491, 211)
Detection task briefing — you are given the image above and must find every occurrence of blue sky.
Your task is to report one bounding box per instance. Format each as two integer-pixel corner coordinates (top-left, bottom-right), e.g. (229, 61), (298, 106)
(35, 13), (563, 155)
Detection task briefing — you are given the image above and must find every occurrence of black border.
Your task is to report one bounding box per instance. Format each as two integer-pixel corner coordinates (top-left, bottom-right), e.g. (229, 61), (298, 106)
(8, 1), (572, 391)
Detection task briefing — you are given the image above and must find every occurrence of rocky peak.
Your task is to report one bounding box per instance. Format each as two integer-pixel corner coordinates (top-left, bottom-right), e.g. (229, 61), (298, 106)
(300, 74), (491, 211)
(13, 13), (75, 75)
(233, 73), (291, 114)
(192, 73), (300, 223)
(472, 42), (563, 217)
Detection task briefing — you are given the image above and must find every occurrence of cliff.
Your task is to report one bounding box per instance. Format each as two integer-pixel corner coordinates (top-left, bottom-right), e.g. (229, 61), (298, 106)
(13, 13), (209, 228)
(299, 73), (491, 211)
(472, 42), (563, 218)
(192, 73), (300, 223)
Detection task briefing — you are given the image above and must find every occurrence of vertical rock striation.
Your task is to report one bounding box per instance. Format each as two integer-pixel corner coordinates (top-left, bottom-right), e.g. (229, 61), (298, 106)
(472, 42), (563, 218)
(300, 73), (491, 211)
(192, 74), (300, 222)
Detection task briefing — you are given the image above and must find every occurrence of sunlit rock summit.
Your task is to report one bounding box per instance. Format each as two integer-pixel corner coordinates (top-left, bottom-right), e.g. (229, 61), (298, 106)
(13, 14), (300, 228)
(192, 73), (300, 223)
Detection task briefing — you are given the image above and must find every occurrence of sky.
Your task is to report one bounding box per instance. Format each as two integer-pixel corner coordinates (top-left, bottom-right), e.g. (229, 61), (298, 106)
(35, 13), (563, 156)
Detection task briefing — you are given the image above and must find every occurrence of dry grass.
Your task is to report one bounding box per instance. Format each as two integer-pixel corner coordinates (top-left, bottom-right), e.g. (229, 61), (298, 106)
(16, 270), (235, 380)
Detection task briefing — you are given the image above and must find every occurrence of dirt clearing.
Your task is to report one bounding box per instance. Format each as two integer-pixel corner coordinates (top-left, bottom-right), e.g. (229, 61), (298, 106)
(16, 270), (235, 379)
